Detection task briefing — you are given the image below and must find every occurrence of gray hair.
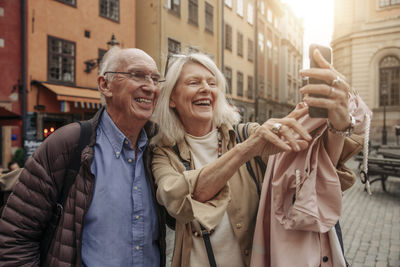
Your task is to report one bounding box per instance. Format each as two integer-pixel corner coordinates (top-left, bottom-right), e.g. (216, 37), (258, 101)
(97, 46), (123, 105)
(151, 53), (241, 146)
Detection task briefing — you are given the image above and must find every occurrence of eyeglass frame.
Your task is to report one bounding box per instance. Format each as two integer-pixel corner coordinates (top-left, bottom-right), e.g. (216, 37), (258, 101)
(103, 71), (166, 85)
(164, 54), (188, 77)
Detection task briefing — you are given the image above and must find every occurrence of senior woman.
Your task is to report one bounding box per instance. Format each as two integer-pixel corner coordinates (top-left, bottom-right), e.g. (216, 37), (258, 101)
(151, 52), (361, 267)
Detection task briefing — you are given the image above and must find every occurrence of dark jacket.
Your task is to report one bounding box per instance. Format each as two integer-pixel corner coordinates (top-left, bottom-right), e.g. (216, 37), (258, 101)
(0, 108), (166, 267)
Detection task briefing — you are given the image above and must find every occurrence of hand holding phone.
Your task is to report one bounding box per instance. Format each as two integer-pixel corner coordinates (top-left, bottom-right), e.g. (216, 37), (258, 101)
(308, 44), (332, 118)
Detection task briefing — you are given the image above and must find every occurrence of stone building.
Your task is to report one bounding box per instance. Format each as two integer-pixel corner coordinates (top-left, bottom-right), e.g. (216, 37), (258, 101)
(332, 0), (400, 144)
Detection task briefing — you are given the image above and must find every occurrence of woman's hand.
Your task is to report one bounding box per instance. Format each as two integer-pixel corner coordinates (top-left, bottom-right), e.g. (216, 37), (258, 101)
(246, 106), (312, 157)
(299, 49), (352, 131)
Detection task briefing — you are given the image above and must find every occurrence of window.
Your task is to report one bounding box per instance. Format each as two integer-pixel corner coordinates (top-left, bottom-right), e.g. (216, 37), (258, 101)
(187, 46), (199, 53)
(168, 38), (181, 54)
(237, 0), (243, 17)
(237, 71), (243, 97)
(273, 46), (278, 65)
(168, 0), (181, 16)
(247, 3), (254, 25)
(248, 39), (254, 62)
(237, 32), (243, 57)
(260, 1), (265, 15)
(379, 0), (400, 7)
(247, 76), (254, 99)
(188, 0), (198, 26)
(267, 9), (273, 23)
(48, 36), (75, 84)
(205, 2), (214, 33)
(258, 33), (264, 52)
(225, 0), (232, 8)
(56, 0), (76, 6)
(267, 40), (272, 59)
(224, 67), (233, 94)
(225, 24), (232, 51)
(379, 56), (400, 106)
(100, 0), (119, 22)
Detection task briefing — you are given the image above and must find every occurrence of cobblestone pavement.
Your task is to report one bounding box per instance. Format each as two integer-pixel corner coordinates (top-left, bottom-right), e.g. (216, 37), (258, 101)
(341, 160), (400, 267)
(165, 160), (400, 267)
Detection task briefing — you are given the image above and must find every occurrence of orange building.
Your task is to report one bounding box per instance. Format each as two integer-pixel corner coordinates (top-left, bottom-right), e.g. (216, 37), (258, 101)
(23, 0), (135, 159)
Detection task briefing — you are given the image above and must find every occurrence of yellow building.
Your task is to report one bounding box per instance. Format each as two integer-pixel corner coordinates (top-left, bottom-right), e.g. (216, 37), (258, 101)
(136, 0), (221, 76)
(254, 0), (285, 122)
(223, 0), (256, 122)
(279, 4), (303, 108)
(332, 0), (400, 144)
(25, 0), (135, 158)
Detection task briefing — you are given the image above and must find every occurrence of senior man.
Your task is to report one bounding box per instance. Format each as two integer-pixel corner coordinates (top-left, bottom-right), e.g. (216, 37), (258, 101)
(0, 47), (166, 267)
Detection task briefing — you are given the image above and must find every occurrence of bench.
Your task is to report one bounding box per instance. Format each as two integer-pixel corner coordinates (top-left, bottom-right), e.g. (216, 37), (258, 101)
(355, 155), (400, 192)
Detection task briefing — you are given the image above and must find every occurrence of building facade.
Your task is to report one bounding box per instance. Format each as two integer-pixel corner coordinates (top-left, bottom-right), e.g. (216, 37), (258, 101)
(136, 0), (221, 77)
(24, 0), (135, 159)
(223, 0), (256, 122)
(0, 1), (23, 169)
(254, 0), (286, 122)
(332, 0), (400, 144)
(279, 3), (303, 109)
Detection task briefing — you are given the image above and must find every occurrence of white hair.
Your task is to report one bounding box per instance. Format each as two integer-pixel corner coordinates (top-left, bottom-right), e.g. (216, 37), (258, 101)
(151, 53), (241, 146)
(97, 46), (123, 105)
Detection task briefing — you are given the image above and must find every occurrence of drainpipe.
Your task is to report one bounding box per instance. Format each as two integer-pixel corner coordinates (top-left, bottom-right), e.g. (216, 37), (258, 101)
(219, 0), (224, 69)
(21, 0), (27, 162)
(254, 0), (259, 122)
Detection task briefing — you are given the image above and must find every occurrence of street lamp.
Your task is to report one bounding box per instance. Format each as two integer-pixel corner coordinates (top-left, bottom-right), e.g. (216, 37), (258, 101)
(84, 34), (120, 73)
(381, 88), (388, 145)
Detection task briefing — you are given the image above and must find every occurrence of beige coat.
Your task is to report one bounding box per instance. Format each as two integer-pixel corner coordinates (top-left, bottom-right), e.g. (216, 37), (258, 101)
(152, 123), (265, 267)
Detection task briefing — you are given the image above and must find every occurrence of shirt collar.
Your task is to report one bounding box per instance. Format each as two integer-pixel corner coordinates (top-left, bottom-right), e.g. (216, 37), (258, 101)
(100, 110), (149, 158)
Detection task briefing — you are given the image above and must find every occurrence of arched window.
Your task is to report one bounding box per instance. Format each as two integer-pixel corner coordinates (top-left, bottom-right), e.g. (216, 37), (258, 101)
(379, 56), (400, 106)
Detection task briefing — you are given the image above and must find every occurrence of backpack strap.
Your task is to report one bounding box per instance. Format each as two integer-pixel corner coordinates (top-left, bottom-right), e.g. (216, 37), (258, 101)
(59, 121), (92, 206)
(234, 123), (263, 197)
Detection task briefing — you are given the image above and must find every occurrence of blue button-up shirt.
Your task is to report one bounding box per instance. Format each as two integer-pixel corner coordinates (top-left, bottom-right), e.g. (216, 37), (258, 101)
(82, 111), (160, 267)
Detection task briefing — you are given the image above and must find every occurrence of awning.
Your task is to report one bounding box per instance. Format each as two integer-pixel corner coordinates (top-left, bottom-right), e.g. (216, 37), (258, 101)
(0, 107), (21, 126)
(39, 82), (101, 104)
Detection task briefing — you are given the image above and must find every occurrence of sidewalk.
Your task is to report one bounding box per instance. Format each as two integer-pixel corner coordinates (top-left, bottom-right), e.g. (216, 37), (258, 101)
(341, 159), (400, 267)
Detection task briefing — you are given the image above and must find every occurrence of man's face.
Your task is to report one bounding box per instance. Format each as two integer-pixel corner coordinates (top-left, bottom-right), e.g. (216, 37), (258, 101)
(102, 50), (160, 123)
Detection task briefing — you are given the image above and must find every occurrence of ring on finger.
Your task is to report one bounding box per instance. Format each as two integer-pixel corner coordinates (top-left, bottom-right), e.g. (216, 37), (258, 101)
(328, 87), (335, 97)
(331, 76), (341, 87)
(272, 123), (282, 134)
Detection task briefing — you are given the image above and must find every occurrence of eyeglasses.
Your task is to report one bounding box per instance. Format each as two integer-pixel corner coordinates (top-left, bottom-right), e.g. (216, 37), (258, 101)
(164, 54), (188, 77)
(104, 71), (166, 85)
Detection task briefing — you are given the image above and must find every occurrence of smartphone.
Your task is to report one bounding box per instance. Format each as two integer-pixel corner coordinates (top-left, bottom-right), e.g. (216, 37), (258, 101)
(308, 44), (332, 118)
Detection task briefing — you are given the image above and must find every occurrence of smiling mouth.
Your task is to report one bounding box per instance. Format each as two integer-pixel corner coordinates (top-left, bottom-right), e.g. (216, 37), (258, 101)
(135, 98), (152, 104)
(193, 99), (211, 106)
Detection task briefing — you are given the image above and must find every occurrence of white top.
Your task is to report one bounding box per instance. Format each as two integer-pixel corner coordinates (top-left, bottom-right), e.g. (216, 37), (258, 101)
(185, 130), (244, 267)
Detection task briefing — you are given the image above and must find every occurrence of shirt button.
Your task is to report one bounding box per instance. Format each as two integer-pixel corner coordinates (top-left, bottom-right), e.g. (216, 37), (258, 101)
(125, 140), (129, 145)
(323, 256), (329, 262)
(128, 158), (133, 163)
(244, 249), (249, 256)
(236, 223), (242, 229)
(136, 245), (140, 251)
(136, 215), (140, 220)
(134, 186), (138, 190)
(116, 151), (120, 157)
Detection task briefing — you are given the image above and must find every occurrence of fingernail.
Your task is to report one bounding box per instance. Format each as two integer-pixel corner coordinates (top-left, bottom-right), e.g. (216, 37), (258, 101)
(295, 144), (301, 151)
(306, 134), (312, 140)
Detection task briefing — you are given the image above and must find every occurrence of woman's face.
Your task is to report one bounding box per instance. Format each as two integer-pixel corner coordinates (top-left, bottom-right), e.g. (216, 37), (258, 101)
(170, 62), (219, 136)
